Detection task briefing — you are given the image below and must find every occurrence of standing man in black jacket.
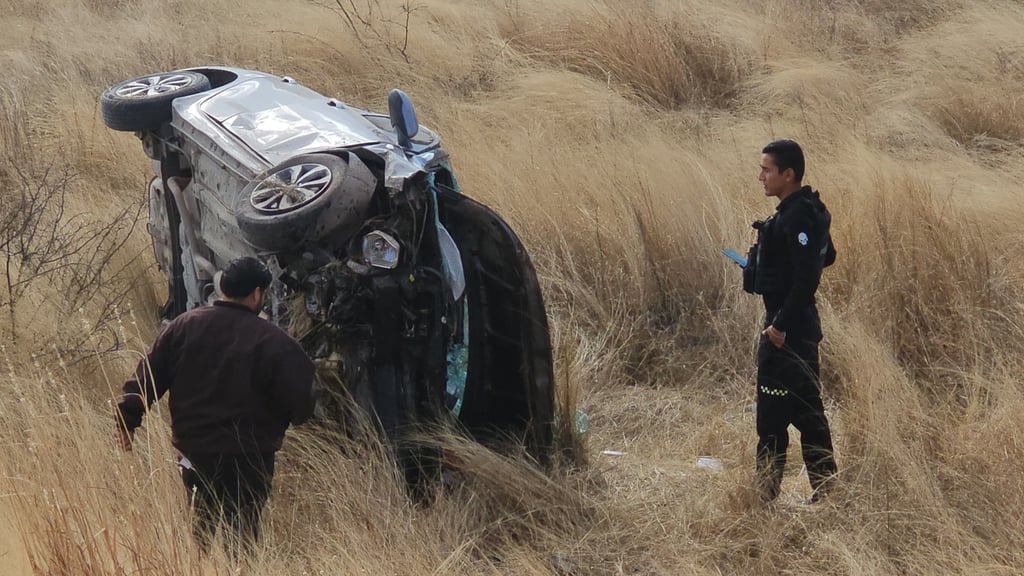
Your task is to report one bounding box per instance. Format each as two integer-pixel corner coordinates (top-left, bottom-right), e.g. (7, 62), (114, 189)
(747, 139), (837, 504)
(116, 256), (316, 553)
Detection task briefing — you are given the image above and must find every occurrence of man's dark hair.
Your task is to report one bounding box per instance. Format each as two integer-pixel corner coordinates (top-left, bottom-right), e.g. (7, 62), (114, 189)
(762, 139), (805, 182)
(219, 257), (272, 298)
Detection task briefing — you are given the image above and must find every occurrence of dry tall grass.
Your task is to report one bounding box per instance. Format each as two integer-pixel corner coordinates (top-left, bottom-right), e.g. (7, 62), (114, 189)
(3, 0), (1024, 574)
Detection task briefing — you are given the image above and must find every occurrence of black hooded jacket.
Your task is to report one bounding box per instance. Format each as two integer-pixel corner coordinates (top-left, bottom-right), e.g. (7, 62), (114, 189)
(753, 186), (836, 342)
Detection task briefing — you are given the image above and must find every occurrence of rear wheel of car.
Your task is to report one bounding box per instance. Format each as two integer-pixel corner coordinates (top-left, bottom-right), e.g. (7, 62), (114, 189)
(100, 71), (212, 132)
(235, 153), (376, 252)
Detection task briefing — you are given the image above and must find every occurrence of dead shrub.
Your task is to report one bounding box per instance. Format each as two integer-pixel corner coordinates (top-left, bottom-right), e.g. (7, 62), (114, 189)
(0, 145), (141, 351)
(927, 82), (1024, 151)
(838, 174), (1024, 379)
(853, 0), (963, 35)
(508, 2), (756, 110)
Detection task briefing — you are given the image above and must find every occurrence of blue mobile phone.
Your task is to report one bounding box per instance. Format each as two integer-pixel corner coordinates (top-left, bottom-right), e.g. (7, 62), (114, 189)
(721, 248), (747, 268)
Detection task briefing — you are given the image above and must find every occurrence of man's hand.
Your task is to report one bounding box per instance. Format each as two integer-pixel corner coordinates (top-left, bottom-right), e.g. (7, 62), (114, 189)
(115, 426), (134, 452)
(762, 325), (786, 348)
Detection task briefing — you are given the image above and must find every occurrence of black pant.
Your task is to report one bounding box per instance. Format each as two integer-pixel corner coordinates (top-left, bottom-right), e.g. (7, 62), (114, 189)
(755, 336), (836, 501)
(179, 451), (275, 555)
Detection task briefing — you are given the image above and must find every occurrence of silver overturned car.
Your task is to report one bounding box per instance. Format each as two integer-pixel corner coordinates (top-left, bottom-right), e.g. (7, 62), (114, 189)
(100, 67), (555, 481)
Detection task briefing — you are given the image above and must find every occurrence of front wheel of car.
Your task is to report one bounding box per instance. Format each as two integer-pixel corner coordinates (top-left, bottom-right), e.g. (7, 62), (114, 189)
(235, 153), (377, 252)
(100, 71), (212, 132)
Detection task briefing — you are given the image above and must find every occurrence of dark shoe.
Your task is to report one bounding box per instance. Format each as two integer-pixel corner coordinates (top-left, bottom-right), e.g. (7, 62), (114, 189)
(756, 464), (784, 504)
(800, 494), (825, 506)
(804, 475), (837, 505)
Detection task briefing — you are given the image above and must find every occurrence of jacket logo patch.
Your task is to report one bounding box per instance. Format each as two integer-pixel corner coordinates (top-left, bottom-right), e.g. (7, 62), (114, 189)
(798, 232), (809, 246)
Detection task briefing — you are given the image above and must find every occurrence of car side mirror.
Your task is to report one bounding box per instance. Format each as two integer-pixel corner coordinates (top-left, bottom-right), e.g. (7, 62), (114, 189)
(388, 89), (419, 150)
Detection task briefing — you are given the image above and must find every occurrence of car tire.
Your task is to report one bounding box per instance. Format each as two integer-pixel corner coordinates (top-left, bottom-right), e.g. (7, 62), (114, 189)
(100, 71), (212, 132)
(235, 152), (376, 252)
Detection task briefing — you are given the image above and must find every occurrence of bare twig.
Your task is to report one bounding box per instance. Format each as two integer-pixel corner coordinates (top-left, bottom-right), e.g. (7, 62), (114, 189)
(310, 0), (421, 63)
(0, 152), (140, 348)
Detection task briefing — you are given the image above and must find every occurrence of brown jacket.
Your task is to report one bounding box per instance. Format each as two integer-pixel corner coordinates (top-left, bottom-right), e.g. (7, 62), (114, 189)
(117, 300), (316, 455)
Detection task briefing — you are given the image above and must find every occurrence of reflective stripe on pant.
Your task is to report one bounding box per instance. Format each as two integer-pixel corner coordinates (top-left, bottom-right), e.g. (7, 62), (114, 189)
(755, 335), (836, 501)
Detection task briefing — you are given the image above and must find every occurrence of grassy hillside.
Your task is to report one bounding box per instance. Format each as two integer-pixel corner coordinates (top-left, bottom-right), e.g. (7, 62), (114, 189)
(3, 0), (1024, 573)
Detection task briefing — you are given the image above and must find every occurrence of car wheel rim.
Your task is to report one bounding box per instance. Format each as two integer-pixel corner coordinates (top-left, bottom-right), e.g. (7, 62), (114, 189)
(250, 163), (333, 214)
(114, 74), (196, 99)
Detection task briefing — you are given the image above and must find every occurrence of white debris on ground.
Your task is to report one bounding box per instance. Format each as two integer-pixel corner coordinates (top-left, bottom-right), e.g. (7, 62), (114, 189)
(696, 456), (724, 472)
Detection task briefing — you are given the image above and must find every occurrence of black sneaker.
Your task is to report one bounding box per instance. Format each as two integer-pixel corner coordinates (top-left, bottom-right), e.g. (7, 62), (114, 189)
(803, 477), (836, 505)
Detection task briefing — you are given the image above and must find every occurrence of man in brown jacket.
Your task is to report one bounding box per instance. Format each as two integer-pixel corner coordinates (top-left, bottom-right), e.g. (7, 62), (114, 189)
(116, 256), (316, 554)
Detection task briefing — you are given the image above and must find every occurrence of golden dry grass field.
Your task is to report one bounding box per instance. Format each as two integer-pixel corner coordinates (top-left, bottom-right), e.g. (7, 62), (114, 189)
(4, 0), (1024, 574)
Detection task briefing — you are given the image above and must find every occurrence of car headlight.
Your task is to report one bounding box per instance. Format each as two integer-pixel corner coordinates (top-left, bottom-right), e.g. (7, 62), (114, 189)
(362, 231), (400, 269)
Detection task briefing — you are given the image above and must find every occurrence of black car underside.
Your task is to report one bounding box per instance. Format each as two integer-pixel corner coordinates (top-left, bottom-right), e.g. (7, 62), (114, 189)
(261, 171), (555, 482)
